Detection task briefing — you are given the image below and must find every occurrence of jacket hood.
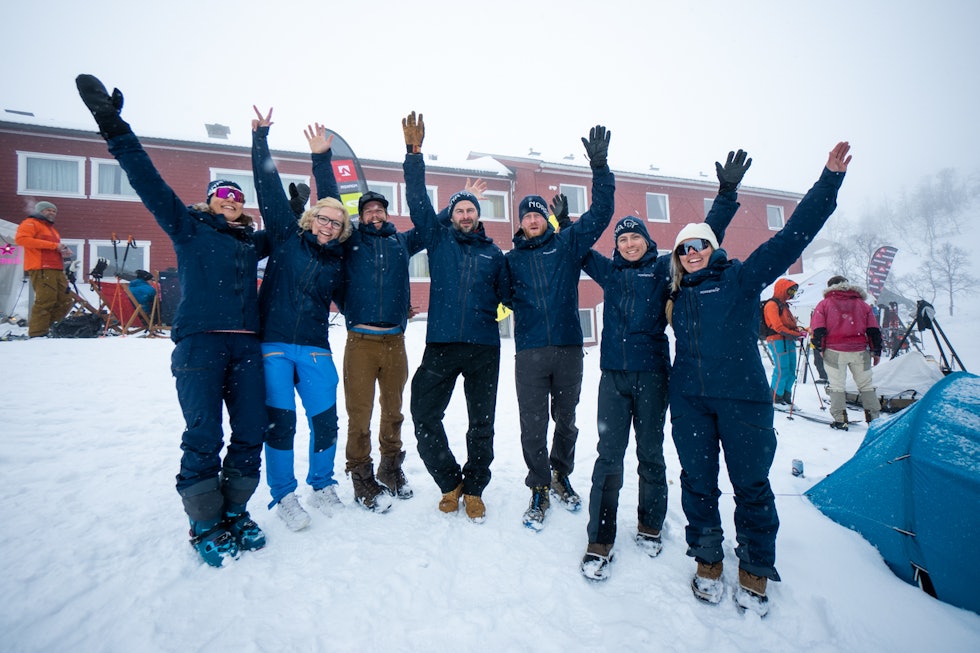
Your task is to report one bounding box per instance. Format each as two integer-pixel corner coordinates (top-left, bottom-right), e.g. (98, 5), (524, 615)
(822, 281), (868, 299)
(773, 278), (798, 301)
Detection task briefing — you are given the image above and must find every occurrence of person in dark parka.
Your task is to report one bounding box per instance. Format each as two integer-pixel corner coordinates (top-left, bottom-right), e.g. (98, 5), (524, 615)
(578, 149), (750, 581)
(76, 74), (267, 567)
(251, 108), (350, 531)
(666, 141), (852, 615)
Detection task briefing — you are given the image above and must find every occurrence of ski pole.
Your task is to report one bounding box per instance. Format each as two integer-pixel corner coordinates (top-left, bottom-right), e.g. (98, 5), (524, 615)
(803, 341), (826, 410)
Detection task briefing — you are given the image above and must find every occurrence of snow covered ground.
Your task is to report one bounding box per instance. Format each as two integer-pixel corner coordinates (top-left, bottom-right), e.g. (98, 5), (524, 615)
(2, 299), (979, 652)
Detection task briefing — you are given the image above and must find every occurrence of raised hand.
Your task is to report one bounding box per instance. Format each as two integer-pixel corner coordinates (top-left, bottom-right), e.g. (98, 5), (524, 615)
(402, 111), (425, 153)
(251, 106), (273, 131)
(715, 149), (752, 194)
(549, 193), (568, 220)
(304, 123), (334, 154)
(464, 177), (487, 200)
(826, 141), (852, 173)
(288, 182), (311, 216)
(75, 74), (131, 140)
(581, 125), (611, 169)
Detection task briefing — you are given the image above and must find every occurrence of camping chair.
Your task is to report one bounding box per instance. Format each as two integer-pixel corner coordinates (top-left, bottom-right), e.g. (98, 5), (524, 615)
(90, 279), (144, 335)
(123, 278), (168, 338)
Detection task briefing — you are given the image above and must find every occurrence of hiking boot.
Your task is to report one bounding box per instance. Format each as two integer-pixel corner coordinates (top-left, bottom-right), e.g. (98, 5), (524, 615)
(691, 560), (725, 604)
(635, 524), (663, 557)
(349, 463), (393, 513)
(463, 494), (486, 523)
(550, 471), (582, 512)
(782, 391), (793, 405)
(307, 485), (343, 517)
(522, 486), (550, 531)
(189, 519), (240, 567)
(377, 451), (414, 500)
(276, 492), (311, 531)
(224, 511), (266, 551)
(829, 421), (849, 431)
(734, 568), (770, 617)
(438, 483), (463, 513)
(580, 542), (614, 581)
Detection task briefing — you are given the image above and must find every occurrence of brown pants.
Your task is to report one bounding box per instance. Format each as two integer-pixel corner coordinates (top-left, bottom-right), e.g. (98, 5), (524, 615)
(343, 332), (409, 470)
(28, 268), (73, 337)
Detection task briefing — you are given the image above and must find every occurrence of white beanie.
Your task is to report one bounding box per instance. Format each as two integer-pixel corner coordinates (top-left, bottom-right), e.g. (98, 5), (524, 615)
(674, 222), (719, 251)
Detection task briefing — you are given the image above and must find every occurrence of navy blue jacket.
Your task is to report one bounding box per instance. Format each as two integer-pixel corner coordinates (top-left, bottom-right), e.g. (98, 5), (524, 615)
(505, 165), (615, 352)
(252, 126), (344, 348)
(583, 192), (739, 372)
(312, 152), (425, 331)
(107, 133), (260, 343)
(670, 167), (845, 403)
(403, 154), (510, 346)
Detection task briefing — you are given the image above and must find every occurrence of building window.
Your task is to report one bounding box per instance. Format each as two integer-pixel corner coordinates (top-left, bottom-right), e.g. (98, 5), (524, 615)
(209, 169), (310, 210)
(479, 191), (509, 222)
(560, 184), (587, 216)
(767, 205), (785, 230)
(579, 308), (595, 343)
(646, 193), (669, 223)
(368, 181), (399, 215)
(703, 198), (715, 218)
(17, 151), (85, 197)
(87, 239), (151, 280)
(91, 159), (139, 200)
(409, 251), (430, 281)
(401, 183), (437, 212)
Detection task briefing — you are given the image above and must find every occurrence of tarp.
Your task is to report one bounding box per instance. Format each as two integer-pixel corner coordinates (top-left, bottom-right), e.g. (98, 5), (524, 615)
(0, 218), (26, 318)
(846, 351), (945, 399)
(806, 372), (980, 614)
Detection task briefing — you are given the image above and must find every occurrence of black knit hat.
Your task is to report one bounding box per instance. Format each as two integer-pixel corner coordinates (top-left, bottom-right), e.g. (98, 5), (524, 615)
(357, 191), (389, 216)
(448, 190), (481, 217)
(518, 195), (549, 220)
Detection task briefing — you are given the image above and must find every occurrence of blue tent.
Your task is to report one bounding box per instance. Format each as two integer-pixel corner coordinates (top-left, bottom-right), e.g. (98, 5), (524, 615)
(806, 372), (980, 615)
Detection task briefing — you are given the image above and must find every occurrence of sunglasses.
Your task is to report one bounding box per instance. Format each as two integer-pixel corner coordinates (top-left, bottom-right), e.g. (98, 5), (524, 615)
(314, 214), (344, 230)
(675, 238), (712, 255)
(212, 187), (246, 203)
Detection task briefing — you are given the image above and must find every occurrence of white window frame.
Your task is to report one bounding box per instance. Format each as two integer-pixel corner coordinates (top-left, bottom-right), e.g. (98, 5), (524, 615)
(646, 192), (670, 223)
(767, 205), (785, 231)
(409, 250), (430, 282)
(560, 184), (587, 217)
(16, 151), (86, 198)
(401, 183), (438, 213)
(62, 239), (86, 283)
(703, 198), (715, 218)
(367, 181), (399, 216)
(90, 158), (140, 202)
(579, 307), (596, 343)
(87, 239), (152, 280)
(478, 190), (510, 223)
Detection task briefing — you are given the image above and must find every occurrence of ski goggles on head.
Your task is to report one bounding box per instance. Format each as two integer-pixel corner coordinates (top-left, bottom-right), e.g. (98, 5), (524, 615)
(675, 238), (712, 255)
(211, 187), (246, 203)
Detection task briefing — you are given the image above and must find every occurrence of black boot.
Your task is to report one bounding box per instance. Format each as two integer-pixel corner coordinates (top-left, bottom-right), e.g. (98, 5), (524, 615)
(349, 463), (393, 513)
(377, 451), (414, 499)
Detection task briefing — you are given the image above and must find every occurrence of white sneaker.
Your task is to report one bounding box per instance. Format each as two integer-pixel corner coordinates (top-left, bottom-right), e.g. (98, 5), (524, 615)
(307, 485), (343, 517)
(276, 492), (311, 531)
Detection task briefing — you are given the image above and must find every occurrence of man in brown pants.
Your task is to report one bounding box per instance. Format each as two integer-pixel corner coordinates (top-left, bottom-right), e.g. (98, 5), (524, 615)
(15, 201), (74, 337)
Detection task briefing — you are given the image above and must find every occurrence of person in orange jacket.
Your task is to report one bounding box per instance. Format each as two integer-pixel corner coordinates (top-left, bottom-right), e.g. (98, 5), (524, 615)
(15, 201), (75, 337)
(763, 278), (807, 404)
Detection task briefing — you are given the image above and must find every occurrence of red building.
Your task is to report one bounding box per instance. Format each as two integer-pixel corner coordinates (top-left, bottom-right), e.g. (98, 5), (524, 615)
(1, 120), (803, 343)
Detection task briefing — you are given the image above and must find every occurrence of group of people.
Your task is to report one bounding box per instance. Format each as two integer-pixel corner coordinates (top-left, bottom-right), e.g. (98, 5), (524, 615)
(75, 73), (857, 616)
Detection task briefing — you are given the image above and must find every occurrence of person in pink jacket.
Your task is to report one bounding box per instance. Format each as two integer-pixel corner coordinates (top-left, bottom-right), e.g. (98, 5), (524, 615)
(810, 275), (883, 429)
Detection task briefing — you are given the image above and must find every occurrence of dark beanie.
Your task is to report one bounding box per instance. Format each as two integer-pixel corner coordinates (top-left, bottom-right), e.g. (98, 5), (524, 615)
(613, 217), (653, 243)
(448, 190), (481, 217)
(827, 275), (848, 287)
(518, 195), (549, 220)
(357, 190), (389, 216)
(206, 179), (243, 201)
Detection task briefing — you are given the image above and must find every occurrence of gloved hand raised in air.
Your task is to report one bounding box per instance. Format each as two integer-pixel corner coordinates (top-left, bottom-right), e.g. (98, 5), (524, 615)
(550, 193), (571, 230)
(288, 183), (310, 217)
(75, 74), (132, 140)
(402, 111), (425, 154)
(715, 149), (752, 195)
(581, 125), (611, 170)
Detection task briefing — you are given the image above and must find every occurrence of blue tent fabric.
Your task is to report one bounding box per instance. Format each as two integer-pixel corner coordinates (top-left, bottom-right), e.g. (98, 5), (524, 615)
(806, 372), (980, 615)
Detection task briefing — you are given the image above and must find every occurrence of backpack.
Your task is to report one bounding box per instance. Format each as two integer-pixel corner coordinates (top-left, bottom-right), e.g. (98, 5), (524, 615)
(759, 299), (783, 339)
(49, 314), (105, 338)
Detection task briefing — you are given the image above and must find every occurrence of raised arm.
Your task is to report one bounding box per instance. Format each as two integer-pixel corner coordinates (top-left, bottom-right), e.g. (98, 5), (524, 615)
(251, 106), (296, 239)
(306, 123), (340, 201)
(566, 125), (615, 257)
(401, 111), (440, 242)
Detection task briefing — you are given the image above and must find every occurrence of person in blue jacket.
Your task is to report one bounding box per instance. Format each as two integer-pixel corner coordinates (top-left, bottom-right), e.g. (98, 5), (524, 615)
(308, 124), (426, 514)
(505, 125), (614, 532)
(578, 150), (750, 581)
(402, 112), (510, 524)
(251, 108), (350, 532)
(76, 75), (267, 567)
(666, 142), (852, 616)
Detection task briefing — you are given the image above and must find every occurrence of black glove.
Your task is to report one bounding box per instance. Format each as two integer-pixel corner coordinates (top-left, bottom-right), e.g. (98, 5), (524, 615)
(811, 326), (827, 351)
(288, 182), (311, 216)
(90, 257), (109, 279)
(716, 149), (752, 195)
(581, 125), (610, 169)
(549, 193), (571, 230)
(76, 74), (132, 140)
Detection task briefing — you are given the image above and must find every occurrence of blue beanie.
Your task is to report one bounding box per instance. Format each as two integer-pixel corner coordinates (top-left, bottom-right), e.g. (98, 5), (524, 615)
(519, 195), (549, 220)
(613, 217), (654, 246)
(448, 190), (481, 217)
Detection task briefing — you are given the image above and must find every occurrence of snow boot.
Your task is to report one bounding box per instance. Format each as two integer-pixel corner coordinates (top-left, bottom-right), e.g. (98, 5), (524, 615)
(307, 485), (343, 517)
(223, 505), (266, 551)
(860, 389), (881, 423)
(276, 492), (312, 531)
(691, 560), (725, 604)
(829, 421), (849, 431)
(377, 451), (414, 499)
(550, 471), (582, 512)
(781, 390), (793, 406)
(734, 568), (770, 617)
(349, 463), (393, 513)
(580, 542), (614, 581)
(635, 523), (663, 557)
(463, 493), (486, 523)
(523, 485), (550, 531)
(438, 483), (463, 513)
(189, 519), (240, 567)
